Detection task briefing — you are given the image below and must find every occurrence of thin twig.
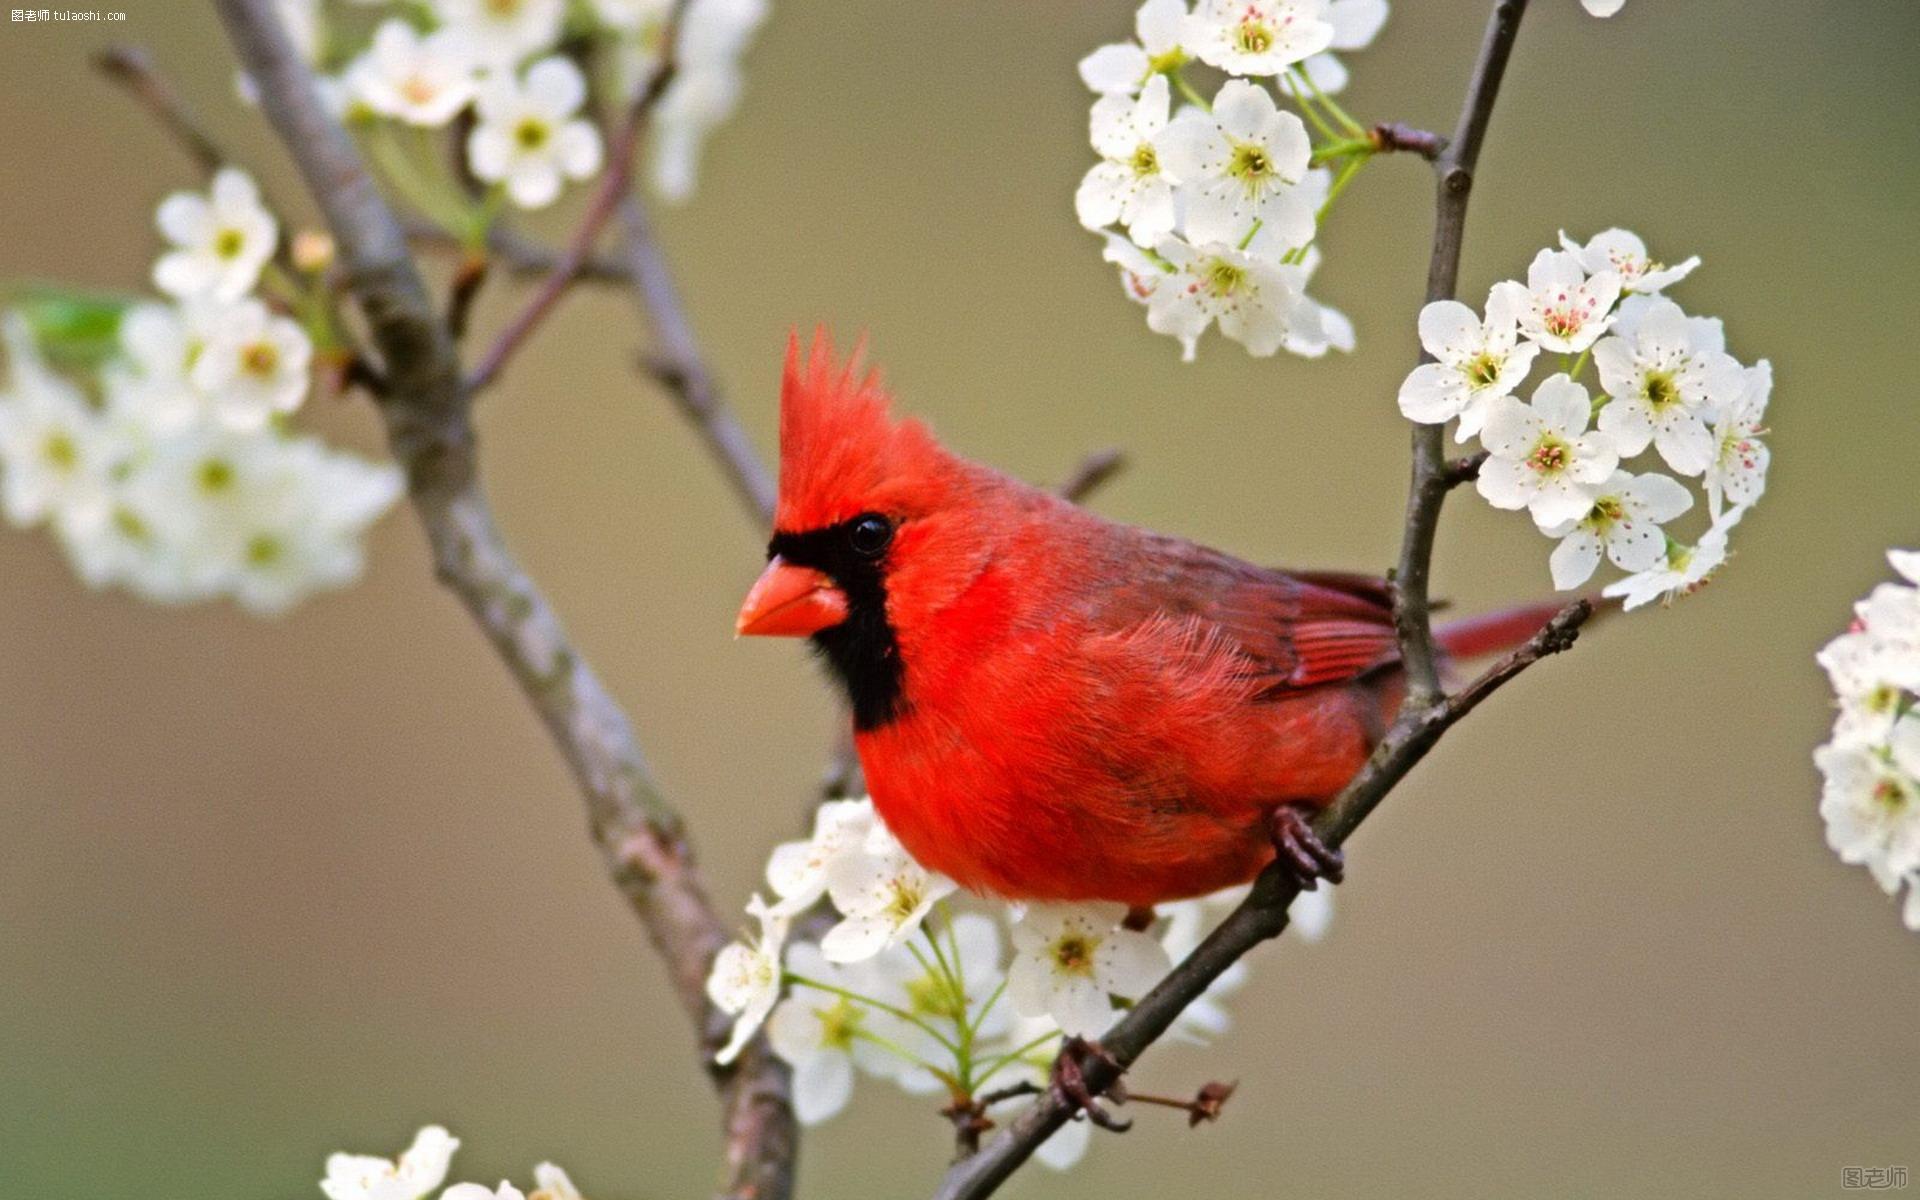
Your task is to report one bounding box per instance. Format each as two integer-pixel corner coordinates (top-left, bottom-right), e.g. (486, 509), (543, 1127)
(445, 254), (490, 343)
(1443, 450), (1490, 488)
(95, 45), (226, 175)
(211, 3), (797, 1197)
(929, 4), (1536, 1197)
(620, 192), (779, 526)
(409, 217), (635, 282)
(1058, 448), (1126, 503)
(1370, 121), (1448, 161)
(465, 0), (692, 395)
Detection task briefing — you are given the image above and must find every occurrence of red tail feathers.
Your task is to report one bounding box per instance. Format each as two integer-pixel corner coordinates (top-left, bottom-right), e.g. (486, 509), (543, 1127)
(1434, 599), (1581, 661)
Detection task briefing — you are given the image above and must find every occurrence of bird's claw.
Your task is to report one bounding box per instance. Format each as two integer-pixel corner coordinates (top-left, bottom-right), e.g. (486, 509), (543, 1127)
(1268, 802), (1344, 889)
(1049, 1036), (1131, 1132)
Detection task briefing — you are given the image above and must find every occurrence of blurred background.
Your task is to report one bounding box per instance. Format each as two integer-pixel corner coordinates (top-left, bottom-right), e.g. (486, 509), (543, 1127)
(2, 1), (1916, 1197)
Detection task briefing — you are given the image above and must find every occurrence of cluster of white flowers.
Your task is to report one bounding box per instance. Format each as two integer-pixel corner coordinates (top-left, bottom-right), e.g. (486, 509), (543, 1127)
(0, 169), (401, 614)
(303, 0), (766, 212)
(705, 797), (1332, 1167)
(1076, 0), (1389, 361)
(319, 1125), (586, 1200)
(1816, 551), (1920, 933)
(1396, 229), (1769, 608)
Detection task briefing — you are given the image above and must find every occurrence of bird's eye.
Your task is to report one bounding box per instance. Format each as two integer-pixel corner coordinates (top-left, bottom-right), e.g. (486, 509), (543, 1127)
(847, 512), (894, 558)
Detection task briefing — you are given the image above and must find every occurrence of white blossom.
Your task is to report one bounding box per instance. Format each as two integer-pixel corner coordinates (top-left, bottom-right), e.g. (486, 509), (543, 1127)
(1581, 0), (1625, 15)
(1076, 75), (1178, 247)
(0, 319), (114, 527)
(1282, 0), (1389, 96)
(1818, 723), (1920, 893)
(110, 300), (228, 432)
(1156, 79), (1315, 249)
(1558, 227), (1698, 296)
(1078, 0), (1189, 95)
(820, 823), (957, 963)
(1281, 247), (1355, 359)
(1184, 0), (1335, 77)
(1543, 469), (1693, 590)
(433, 0), (563, 68)
(468, 57), (605, 209)
(1601, 502), (1746, 611)
(1006, 903), (1170, 1036)
(874, 911), (1010, 1047)
(529, 1164), (582, 1200)
(766, 942), (900, 1124)
(706, 894), (790, 1064)
(1491, 249), (1621, 355)
(187, 298), (313, 431)
(764, 797), (877, 917)
(1146, 236), (1312, 361)
(643, 0), (770, 201)
(1397, 288), (1540, 440)
(320, 1126), (460, 1200)
(1102, 232), (1170, 309)
(152, 168), (278, 302)
(443, 1185), (526, 1200)
(347, 20), (481, 128)
(1476, 374), (1619, 529)
(1704, 358), (1771, 518)
(1592, 295), (1744, 476)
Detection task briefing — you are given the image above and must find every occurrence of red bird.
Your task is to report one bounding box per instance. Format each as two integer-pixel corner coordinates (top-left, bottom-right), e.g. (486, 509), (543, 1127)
(738, 336), (1562, 906)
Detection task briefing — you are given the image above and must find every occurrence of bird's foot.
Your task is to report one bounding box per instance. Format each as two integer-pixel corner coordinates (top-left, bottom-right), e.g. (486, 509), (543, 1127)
(1049, 1035), (1131, 1132)
(1267, 802), (1344, 890)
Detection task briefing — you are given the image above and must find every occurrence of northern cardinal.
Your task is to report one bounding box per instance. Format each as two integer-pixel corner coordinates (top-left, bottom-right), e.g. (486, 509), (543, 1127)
(738, 335), (1565, 907)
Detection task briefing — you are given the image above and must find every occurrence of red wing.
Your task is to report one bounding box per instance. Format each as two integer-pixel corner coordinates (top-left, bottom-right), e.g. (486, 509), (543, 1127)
(1090, 534), (1399, 695)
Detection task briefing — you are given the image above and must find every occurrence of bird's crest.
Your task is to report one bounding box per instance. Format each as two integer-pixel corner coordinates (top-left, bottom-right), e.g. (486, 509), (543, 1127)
(775, 330), (949, 532)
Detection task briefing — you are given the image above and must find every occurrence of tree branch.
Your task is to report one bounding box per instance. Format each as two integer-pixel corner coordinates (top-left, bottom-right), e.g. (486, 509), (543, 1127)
(409, 218), (635, 283)
(930, 4), (1535, 1196)
(95, 44), (226, 176)
(465, 0), (691, 395)
(619, 192), (779, 526)
(1058, 448), (1126, 503)
(210, 4), (797, 1197)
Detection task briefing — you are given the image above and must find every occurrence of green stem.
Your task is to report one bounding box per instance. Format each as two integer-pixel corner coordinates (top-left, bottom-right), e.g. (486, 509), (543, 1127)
(1309, 135), (1375, 166)
(972, 1031), (1068, 1089)
(1293, 65), (1367, 137)
(1170, 68), (1211, 111)
(784, 973), (962, 1054)
(363, 122), (468, 234)
(1567, 345), (1593, 382)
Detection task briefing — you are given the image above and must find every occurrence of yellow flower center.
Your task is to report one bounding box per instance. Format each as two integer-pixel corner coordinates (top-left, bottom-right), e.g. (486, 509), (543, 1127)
(197, 458), (236, 494)
(1228, 142), (1273, 183)
(1203, 258), (1246, 298)
(1235, 21), (1274, 54)
(241, 341), (280, 377)
(214, 227), (246, 260)
(1526, 435), (1569, 474)
(515, 118), (550, 150)
(1464, 352), (1502, 389)
(1129, 142), (1160, 177)
(1051, 933), (1096, 977)
(40, 431), (78, 471)
(1642, 369), (1680, 411)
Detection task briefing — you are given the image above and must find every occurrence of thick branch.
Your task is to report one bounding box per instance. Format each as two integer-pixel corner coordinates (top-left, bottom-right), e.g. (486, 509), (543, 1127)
(465, 0), (690, 395)
(211, 3), (796, 1196)
(932, 4), (1535, 1197)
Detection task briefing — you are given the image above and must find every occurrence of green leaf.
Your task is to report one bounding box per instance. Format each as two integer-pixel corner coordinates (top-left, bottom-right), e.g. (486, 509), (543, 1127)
(4, 285), (134, 370)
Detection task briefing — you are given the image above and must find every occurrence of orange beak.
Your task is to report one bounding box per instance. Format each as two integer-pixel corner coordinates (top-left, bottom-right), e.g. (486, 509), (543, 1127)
(736, 556), (849, 637)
